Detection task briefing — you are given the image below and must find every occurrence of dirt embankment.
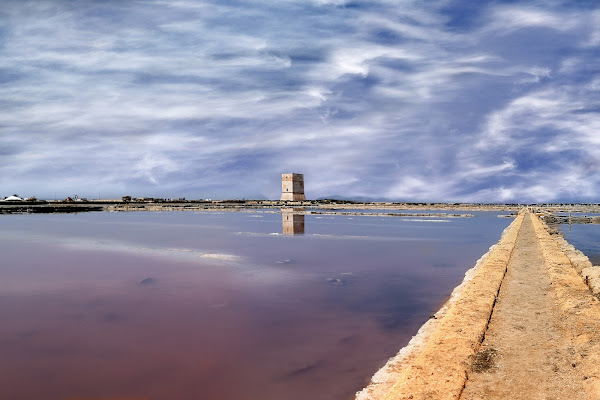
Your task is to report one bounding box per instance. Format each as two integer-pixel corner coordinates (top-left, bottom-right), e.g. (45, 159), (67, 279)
(531, 214), (600, 397)
(460, 212), (586, 399)
(356, 211), (600, 400)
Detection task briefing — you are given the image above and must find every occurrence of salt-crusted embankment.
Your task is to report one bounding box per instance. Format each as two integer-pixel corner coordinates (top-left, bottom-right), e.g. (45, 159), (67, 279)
(531, 215), (600, 397)
(356, 211), (525, 400)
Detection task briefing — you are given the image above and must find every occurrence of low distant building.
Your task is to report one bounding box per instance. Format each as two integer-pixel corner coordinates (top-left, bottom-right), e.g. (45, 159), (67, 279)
(281, 173), (306, 201)
(3, 195), (23, 201)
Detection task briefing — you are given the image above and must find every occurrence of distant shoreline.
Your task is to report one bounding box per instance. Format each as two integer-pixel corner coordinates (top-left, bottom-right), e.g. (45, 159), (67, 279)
(2, 200), (600, 214)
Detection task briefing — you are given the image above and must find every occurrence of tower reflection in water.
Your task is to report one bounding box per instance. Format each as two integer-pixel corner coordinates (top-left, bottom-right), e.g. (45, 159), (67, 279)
(281, 208), (305, 235)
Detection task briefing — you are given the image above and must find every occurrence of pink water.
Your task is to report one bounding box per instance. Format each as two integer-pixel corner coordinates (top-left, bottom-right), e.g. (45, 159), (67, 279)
(0, 210), (511, 399)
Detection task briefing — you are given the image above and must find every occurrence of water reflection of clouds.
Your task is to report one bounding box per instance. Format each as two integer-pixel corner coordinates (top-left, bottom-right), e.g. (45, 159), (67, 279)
(0, 232), (243, 265)
(403, 219), (450, 223)
(63, 239), (243, 264)
(234, 232), (441, 241)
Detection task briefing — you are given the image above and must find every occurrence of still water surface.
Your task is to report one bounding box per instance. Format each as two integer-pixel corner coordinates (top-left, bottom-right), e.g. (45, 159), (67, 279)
(559, 220), (600, 265)
(0, 210), (511, 400)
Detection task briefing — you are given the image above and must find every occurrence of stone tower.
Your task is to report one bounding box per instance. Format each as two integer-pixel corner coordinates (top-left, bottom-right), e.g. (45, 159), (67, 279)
(281, 173), (306, 201)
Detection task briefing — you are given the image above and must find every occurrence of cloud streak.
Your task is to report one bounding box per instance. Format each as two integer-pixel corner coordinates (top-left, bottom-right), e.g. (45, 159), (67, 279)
(1, 0), (599, 202)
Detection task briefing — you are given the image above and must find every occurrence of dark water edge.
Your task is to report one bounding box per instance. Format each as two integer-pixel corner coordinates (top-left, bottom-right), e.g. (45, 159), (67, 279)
(0, 204), (104, 213)
(0, 211), (511, 400)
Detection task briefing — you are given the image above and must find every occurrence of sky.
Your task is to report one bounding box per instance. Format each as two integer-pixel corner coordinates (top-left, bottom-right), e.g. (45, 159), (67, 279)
(1, 0), (600, 202)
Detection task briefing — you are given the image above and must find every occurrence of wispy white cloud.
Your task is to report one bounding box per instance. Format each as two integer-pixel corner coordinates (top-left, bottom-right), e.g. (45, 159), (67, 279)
(1, 0), (599, 201)
(485, 6), (578, 34)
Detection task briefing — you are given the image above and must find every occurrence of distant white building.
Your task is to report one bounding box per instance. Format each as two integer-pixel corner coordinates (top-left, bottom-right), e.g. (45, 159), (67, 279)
(3, 195), (23, 201)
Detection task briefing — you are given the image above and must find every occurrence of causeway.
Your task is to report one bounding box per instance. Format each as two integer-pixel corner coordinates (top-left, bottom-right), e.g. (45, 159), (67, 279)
(356, 210), (600, 400)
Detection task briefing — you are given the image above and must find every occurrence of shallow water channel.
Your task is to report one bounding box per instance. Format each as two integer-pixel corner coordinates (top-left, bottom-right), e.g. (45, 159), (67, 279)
(0, 210), (511, 400)
(559, 217), (600, 265)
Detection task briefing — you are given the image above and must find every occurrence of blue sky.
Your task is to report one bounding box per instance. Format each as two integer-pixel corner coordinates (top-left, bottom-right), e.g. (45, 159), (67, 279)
(1, 0), (600, 202)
